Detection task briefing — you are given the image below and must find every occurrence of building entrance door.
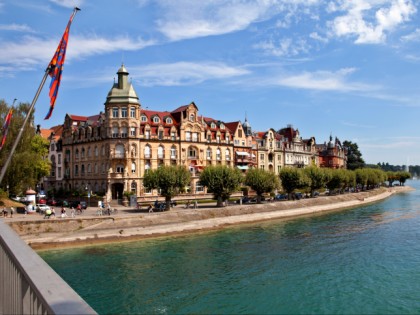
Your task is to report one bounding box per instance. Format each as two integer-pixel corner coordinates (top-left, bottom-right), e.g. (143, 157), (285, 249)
(112, 183), (124, 201)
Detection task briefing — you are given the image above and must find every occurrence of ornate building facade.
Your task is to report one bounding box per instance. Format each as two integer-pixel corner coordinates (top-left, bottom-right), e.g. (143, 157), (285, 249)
(41, 65), (347, 202)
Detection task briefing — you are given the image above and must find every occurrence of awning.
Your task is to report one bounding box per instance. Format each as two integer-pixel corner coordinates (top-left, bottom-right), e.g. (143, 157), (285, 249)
(237, 165), (249, 170)
(236, 151), (250, 156)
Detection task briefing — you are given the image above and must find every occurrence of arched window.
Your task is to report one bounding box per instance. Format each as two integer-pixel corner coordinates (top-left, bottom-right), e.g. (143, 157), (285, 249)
(81, 148), (85, 158)
(87, 147), (91, 157)
(144, 161), (151, 173)
(225, 149), (230, 160)
(131, 162), (136, 174)
(158, 145), (164, 159)
(75, 149), (79, 159)
(216, 148), (221, 160)
(112, 126), (119, 138)
(170, 146), (177, 159)
(141, 114), (147, 122)
(153, 116), (160, 123)
(166, 117), (172, 124)
(206, 148), (212, 160)
(188, 147), (197, 158)
(94, 146), (98, 157)
(121, 126), (128, 138)
(115, 144), (125, 158)
(144, 145), (151, 158)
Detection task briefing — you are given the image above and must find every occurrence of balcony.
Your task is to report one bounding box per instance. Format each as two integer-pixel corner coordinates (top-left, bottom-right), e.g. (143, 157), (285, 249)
(111, 152), (125, 159)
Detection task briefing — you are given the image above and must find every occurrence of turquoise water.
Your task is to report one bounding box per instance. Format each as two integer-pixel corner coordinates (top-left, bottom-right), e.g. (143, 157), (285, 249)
(40, 182), (420, 314)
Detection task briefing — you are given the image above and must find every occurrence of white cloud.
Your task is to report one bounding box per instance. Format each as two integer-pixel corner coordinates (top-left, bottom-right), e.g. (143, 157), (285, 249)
(401, 28), (420, 42)
(266, 68), (375, 92)
(254, 37), (310, 57)
(49, 0), (84, 8)
(0, 24), (35, 32)
(329, 0), (416, 44)
(131, 62), (249, 86)
(0, 35), (155, 73)
(155, 0), (321, 41)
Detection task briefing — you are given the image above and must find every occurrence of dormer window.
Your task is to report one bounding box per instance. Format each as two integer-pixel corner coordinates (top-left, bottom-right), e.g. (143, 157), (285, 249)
(141, 115), (147, 122)
(153, 116), (160, 123)
(220, 123), (225, 130)
(189, 114), (195, 122)
(166, 117), (173, 124)
(211, 122), (216, 129)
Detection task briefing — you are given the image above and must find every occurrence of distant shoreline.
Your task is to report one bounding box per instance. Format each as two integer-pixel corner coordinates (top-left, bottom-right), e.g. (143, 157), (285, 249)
(7, 186), (414, 251)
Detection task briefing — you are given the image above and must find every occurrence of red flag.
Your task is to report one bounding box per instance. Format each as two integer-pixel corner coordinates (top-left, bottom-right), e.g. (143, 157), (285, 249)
(0, 108), (13, 151)
(45, 8), (79, 120)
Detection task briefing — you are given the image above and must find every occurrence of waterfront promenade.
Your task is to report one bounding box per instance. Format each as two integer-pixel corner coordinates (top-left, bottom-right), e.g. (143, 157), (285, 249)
(2, 186), (413, 250)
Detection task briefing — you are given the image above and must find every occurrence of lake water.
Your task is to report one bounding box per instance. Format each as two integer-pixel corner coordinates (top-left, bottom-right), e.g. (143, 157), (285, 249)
(40, 181), (420, 314)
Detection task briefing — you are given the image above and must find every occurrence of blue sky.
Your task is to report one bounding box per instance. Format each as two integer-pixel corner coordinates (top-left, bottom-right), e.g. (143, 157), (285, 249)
(1, 0), (420, 165)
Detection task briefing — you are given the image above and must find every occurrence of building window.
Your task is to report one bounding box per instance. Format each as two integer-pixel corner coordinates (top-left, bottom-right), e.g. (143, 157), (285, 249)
(130, 107), (136, 118)
(58, 154), (61, 164)
(50, 143), (55, 151)
(87, 147), (91, 157)
(74, 165), (79, 176)
(260, 154), (264, 161)
(171, 132), (176, 140)
(75, 149), (79, 159)
(144, 161), (151, 173)
(116, 164), (124, 173)
(158, 146), (164, 159)
(130, 127), (136, 136)
(81, 148), (85, 158)
(95, 163), (98, 174)
(238, 129), (242, 137)
(211, 122), (216, 129)
(95, 146), (98, 157)
(131, 162), (136, 174)
(206, 148), (212, 160)
(188, 147), (196, 158)
(144, 145), (151, 159)
(121, 126), (128, 138)
(216, 148), (221, 160)
(192, 132), (198, 142)
(189, 114), (195, 122)
(158, 130), (164, 140)
(225, 149), (230, 161)
(57, 167), (61, 178)
(170, 147), (177, 159)
(141, 115), (147, 122)
(121, 107), (128, 118)
(112, 126), (119, 138)
(145, 130), (150, 139)
(153, 116), (160, 123)
(112, 107), (119, 118)
(87, 164), (91, 173)
(185, 131), (191, 141)
(166, 117), (172, 124)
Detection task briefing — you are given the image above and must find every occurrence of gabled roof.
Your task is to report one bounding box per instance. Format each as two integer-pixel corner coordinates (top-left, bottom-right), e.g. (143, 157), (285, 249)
(142, 109), (177, 127)
(224, 121), (240, 133)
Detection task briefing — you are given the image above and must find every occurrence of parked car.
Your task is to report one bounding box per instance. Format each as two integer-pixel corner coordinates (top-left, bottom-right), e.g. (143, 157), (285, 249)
(47, 199), (57, 206)
(235, 197), (250, 204)
(275, 194), (288, 200)
(36, 204), (51, 213)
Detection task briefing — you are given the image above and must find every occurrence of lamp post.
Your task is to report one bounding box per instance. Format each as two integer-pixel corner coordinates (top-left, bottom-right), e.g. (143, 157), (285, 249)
(85, 184), (90, 208)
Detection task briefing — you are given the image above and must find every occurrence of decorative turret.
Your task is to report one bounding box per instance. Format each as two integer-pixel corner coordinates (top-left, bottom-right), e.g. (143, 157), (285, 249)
(243, 116), (252, 136)
(105, 64), (140, 105)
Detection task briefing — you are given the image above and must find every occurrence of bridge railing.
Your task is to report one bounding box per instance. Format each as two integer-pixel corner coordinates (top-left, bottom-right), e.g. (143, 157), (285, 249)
(0, 220), (96, 315)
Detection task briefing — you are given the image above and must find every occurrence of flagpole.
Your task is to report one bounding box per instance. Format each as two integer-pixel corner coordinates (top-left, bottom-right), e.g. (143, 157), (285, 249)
(0, 7), (80, 186)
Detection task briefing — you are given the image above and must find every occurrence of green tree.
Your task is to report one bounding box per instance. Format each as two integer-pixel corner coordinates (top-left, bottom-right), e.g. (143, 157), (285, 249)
(0, 100), (51, 194)
(395, 171), (411, 186)
(343, 140), (365, 170)
(325, 169), (344, 193)
(355, 168), (368, 189)
(244, 168), (280, 203)
(199, 165), (243, 207)
(303, 166), (328, 197)
(143, 165), (191, 210)
(279, 167), (304, 199)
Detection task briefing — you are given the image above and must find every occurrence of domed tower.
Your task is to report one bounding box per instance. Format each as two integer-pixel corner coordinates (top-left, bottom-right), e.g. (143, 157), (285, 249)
(243, 117), (252, 137)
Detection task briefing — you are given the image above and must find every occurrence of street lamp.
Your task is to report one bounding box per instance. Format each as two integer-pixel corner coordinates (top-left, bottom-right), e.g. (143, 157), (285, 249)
(85, 184), (90, 208)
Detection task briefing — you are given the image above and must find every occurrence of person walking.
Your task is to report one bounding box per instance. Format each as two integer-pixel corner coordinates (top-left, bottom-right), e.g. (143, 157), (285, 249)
(10, 207), (14, 218)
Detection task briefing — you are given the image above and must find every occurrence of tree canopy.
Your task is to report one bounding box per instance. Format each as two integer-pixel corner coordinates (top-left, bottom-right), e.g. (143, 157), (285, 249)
(244, 168), (280, 203)
(0, 99), (50, 195)
(199, 165), (243, 207)
(143, 165), (191, 210)
(343, 140), (365, 170)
